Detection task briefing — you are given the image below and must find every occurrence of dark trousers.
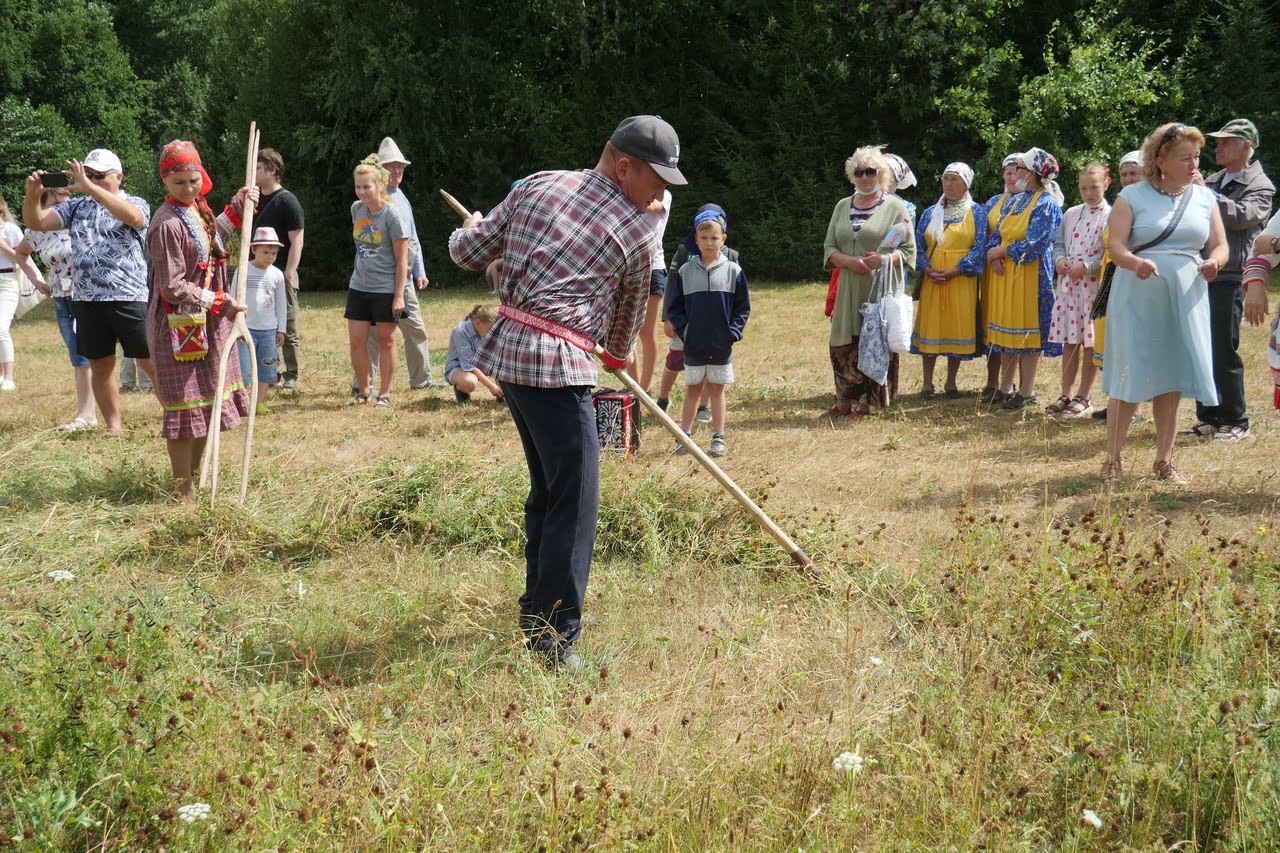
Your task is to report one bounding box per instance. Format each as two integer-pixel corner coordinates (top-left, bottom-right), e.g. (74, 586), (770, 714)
(1195, 279), (1248, 429)
(501, 381), (599, 647)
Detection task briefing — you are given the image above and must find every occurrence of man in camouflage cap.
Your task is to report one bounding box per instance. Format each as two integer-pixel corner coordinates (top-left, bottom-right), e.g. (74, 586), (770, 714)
(1186, 119), (1275, 442)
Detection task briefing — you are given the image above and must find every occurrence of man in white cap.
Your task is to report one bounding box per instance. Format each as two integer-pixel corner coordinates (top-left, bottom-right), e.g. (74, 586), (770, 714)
(366, 136), (441, 389)
(23, 149), (153, 435)
(449, 115), (686, 672)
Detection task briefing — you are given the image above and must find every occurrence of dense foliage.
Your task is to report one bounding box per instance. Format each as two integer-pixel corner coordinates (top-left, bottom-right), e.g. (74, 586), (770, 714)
(2, 0), (1277, 283)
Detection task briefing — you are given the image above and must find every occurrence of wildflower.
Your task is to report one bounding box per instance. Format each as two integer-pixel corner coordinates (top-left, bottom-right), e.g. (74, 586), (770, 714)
(833, 751), (864, 774)
(47, 570), (76, 583)
(294, 581), (308, 599)
(177, 802), (211, 823)
(1258, 525), (1267, 536)
(1081, 808), (1103, 829)
(868, 656), (884, 667)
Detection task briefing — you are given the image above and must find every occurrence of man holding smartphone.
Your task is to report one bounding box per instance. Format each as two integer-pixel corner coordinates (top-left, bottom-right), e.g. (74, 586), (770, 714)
(23, 148), (153, 436)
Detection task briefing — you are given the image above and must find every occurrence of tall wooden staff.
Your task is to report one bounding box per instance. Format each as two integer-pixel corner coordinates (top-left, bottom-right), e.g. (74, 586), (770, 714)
(198, 123), (262, 504)
(440, 189), (813, 569)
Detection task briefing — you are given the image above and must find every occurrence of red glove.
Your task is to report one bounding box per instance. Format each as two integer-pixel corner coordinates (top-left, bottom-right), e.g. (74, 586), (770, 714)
(599, 349), (628, 370)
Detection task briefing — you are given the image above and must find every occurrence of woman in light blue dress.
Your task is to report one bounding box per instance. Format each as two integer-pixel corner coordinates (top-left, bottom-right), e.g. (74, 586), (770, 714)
(1102, 123), (1228, 484)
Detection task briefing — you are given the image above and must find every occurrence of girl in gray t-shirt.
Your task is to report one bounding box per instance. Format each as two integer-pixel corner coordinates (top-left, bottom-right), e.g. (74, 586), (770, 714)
(345, 155), (408, 406)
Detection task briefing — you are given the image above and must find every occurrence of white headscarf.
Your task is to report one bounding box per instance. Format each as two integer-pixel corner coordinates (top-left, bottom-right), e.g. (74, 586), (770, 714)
(1002, 152), (1023, 169)
(1119, 149), (1143, 168)
(928, 163), (975, 246)
(885, 154), (917, 191)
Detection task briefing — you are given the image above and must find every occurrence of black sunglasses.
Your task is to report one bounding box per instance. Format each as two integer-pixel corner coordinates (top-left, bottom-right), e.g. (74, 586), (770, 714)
(1155, 123), (1188, 156)
(853, 167), (879, 178)
(85, 170), (110, 180)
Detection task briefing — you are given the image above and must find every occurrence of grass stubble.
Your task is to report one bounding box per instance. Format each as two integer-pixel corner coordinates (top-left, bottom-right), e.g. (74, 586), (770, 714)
(1, 281), (1278, 850)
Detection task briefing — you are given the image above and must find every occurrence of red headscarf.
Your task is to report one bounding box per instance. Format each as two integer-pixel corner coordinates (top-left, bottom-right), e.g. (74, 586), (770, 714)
(159, 140), (213, 196)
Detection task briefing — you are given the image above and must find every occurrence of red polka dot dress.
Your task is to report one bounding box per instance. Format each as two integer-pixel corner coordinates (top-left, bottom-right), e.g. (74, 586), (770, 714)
(1048, 201), (1110, 346)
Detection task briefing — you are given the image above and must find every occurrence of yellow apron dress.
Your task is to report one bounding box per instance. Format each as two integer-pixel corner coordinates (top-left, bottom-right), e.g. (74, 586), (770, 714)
(979, 194), (1009, 350)
(913, 206), (979, 357)
(986, 191), (1045, 352)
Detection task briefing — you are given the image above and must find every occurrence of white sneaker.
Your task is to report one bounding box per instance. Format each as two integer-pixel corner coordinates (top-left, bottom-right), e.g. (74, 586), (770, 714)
(0, 379), (15, 392)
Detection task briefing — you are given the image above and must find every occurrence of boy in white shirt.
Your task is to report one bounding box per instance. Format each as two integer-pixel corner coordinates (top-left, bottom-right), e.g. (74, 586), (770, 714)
(234, 227), (288, 413)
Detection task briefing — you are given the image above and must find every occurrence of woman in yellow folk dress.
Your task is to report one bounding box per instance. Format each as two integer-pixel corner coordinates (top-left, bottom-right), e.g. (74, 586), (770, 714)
(911, 162), (986, 397)
(984, 147), (1065, 410)
(980, 153), (1021, 401)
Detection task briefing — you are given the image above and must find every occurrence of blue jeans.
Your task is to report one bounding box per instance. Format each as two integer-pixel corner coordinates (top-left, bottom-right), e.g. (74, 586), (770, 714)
(501, 382), (599, 648)
(238, 328), (280, 385)
(54, 297), (90, 368)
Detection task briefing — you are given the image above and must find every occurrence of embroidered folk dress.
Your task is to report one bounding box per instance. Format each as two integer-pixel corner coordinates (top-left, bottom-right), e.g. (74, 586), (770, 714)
(985, 189), (1063, 356)
(146, 200), (249, 440)
(980, 193), (1010, 350)
(911, 199), (987, 359)
(1049, 201), (1110, 346)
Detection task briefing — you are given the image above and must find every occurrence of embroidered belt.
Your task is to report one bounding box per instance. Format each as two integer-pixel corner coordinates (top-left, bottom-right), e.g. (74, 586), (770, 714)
(498, 305), (596, 352)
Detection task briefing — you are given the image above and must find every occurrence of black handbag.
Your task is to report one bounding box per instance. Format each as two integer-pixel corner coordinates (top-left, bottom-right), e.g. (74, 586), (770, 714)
(1090, 188), (1193, 320)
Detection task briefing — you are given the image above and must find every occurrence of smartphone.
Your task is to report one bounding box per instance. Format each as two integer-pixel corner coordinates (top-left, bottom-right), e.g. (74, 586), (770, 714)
(39, 172), (70, 188)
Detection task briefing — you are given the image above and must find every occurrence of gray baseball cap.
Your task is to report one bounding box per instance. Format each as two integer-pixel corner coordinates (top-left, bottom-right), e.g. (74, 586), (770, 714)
(610, 115), (687, 185)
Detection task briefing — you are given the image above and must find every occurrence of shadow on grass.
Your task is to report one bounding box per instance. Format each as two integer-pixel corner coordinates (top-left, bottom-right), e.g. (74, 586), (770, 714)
(229, 614), (508, 689)
(0, 445), (166, 508)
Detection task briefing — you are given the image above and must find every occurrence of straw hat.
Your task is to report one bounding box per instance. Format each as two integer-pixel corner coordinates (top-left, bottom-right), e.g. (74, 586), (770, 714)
(250, 226), (284, 247)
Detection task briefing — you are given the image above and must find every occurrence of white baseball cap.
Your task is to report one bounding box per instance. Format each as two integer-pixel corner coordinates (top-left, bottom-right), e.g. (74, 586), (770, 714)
(83, 148), (123, 174)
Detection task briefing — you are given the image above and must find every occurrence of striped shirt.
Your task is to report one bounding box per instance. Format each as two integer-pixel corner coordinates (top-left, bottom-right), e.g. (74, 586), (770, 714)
(448, 169), (653, 388)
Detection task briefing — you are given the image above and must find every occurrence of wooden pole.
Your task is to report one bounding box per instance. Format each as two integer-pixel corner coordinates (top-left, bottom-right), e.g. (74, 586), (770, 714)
(444, 189), (812, 569)
(199, 123), (262, 504)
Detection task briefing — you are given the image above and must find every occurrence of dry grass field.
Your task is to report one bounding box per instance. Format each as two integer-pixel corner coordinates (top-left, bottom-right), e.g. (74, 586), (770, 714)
(2, 278), (1278, 850)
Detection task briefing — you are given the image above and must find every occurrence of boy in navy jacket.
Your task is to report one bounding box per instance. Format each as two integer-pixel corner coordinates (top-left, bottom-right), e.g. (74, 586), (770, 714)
(666, 208), (750, 457)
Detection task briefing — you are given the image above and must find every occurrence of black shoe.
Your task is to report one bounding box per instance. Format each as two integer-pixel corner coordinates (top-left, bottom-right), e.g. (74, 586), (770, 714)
(945, 388), (962, 399)
(1002, 393), (1037, 410)
(656, 397), (669, 413)
(979, 387), (1004, 404)
(454, 388), (471, 404)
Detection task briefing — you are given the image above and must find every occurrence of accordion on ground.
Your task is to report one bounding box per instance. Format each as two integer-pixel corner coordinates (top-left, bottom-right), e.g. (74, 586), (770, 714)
(592, 388), (641, 455)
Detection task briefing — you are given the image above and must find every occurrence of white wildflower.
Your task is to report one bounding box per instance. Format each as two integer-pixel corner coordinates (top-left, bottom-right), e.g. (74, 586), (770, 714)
(1081, 808), (1103, 829)
(177, 802), (212, 823)
(47, 570), (76, 583)
(868, 656), (884, 667)
(294, 581), (308, 599)
(833, 751), (864, 774)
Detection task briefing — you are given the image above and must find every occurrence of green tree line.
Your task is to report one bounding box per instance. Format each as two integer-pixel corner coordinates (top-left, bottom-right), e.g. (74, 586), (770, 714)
(2, 0), (1277, 285)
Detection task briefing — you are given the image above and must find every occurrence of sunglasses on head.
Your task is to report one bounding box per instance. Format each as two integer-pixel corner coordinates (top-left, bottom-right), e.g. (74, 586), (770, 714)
(1156, 123), (1188, 155)
(853, 167), (879, 178)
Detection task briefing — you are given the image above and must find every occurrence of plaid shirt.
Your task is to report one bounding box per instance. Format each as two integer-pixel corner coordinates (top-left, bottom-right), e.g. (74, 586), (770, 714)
(448, 169), (653, 388)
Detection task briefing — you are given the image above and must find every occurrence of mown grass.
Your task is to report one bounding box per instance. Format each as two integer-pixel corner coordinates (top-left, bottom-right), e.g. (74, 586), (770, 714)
(1, 280), (1278, 849)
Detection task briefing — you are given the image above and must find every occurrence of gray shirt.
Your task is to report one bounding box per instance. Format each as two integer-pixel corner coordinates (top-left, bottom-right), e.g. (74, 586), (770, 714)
(388, 188), (425, 279)
(1205, 160), (1275, 276)
(349, 200), (407, 293)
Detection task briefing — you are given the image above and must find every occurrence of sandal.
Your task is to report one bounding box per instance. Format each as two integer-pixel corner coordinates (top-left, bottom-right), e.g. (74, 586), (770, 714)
(1044, 394), (1072, 414)
(1100, 459), (1124, 485)
(353, 392), (370, 405)
(1153, 460), (1188, 484)
(825, 402), (852, 417)
(1064, 396), (1092, 416)
(944, 388), (962, 399)
(979, 386), (1001, 404)
(375, 395), (391, 408)
(1177, 422), (1215, 438)
(920, 388), (936, 399)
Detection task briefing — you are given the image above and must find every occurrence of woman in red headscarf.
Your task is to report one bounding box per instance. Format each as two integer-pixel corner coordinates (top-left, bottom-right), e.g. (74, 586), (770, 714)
(146, 140), (258, 497)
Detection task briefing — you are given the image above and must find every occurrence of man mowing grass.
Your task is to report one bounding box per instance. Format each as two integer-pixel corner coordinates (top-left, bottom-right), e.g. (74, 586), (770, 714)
(448, 115), (687, 672)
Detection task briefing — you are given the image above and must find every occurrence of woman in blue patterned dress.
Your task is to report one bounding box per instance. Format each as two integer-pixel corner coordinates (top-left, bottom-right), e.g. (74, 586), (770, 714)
(984, 147), (1064, 409)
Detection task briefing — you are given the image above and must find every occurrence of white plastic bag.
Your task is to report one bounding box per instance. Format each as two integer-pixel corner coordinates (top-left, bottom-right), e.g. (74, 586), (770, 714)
(881, 255), (914, 354)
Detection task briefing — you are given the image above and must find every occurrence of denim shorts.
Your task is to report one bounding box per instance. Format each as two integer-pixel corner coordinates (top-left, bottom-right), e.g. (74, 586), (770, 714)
(54, 297), (90, 368)
(238, 327), (280, 384)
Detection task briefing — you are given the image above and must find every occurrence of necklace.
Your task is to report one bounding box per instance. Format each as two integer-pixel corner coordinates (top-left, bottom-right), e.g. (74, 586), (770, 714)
(1151, 180), (1186, 200)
